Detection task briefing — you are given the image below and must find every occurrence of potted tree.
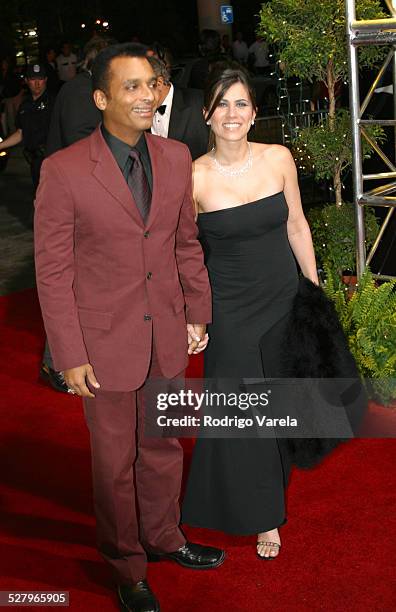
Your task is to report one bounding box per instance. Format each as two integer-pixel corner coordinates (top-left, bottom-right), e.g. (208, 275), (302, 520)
(258, 0), (386, 199)
(296, 109), (383, 286)
(307, 199), (379, 290)
(258, 0), (386, 281)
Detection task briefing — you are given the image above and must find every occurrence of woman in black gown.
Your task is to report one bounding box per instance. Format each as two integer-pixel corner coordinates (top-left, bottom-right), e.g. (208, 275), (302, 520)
(182, 63), (319, 559)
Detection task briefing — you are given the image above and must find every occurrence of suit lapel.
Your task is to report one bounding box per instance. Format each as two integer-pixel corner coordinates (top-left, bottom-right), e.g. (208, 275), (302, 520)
(90, 126), (144, 226)
(168, 87), (189, 142)
(145, 133), (171, 229)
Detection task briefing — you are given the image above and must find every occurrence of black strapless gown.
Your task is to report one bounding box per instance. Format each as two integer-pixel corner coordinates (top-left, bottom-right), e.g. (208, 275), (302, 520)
(182, 192), (299, 535)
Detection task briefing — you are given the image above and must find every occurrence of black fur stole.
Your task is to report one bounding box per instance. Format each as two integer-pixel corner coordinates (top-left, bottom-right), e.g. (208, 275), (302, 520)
(267, 277), (367, 469)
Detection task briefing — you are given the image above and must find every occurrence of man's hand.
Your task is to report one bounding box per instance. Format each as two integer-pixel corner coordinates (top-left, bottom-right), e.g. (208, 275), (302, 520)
(187, 323), (209, 355)
(63, 363), (100, 398)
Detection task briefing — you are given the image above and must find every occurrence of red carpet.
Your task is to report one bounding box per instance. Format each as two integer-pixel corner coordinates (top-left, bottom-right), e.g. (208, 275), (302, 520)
(0, 289), (395, 611)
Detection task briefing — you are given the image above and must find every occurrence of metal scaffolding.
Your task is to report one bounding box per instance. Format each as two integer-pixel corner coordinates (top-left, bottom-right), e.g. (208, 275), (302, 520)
(346, 0), (396, 280)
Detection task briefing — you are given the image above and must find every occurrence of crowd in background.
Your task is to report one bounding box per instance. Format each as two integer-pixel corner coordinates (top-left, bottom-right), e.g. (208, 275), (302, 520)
(0, 28), (270, 138)
(0, 27), (271, 394)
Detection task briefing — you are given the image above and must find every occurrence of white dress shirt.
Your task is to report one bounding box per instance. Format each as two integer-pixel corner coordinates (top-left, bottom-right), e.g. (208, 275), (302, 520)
(232, 40), (249, 64)
(151, 84), (174, 138)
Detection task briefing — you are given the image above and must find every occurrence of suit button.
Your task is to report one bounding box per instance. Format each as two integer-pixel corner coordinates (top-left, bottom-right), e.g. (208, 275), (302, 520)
(144, 314), (152, 321)
(144, 231), (150, 238)
(146, 272), (152, 280)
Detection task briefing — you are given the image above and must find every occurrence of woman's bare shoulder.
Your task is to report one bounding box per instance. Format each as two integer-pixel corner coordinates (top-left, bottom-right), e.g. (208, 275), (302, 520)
(193, 153), (213, 209)
(253, 142), (293, 162)
(193, 152), (213, 172)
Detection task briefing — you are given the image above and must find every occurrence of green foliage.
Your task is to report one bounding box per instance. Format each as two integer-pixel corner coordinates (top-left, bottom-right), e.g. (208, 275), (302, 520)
(259, 1), (388, 210)
(308, 202), (379, 274)
(323, 266), (396, 404)
(257, 0), (395, 405)
(258, 0), (387, 83)
(293, 109), (385, 182)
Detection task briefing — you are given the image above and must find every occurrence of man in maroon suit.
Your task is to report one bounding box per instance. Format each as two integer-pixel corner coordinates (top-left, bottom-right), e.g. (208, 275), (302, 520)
(34, 43), (224, 612)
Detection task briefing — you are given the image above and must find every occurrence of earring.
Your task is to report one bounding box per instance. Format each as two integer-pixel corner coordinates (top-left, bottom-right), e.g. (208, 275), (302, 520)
(206, 121), (211, 126)
(251, 120), (255, 126)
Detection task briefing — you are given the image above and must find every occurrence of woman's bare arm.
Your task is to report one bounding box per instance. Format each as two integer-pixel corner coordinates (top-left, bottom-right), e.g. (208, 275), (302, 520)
(279, 147), (319, 284)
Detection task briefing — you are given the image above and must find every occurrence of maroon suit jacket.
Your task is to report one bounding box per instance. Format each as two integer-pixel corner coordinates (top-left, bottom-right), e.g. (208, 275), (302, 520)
(34, 127), (211, 391)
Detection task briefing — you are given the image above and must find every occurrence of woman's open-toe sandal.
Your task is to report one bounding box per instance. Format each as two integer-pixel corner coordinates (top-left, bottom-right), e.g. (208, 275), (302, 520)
(256, 540), (281, 560)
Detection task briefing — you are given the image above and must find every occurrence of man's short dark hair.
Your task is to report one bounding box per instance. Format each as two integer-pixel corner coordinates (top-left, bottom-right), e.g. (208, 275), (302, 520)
(92, 43), (149, 95)
(147, 56), (171, 85)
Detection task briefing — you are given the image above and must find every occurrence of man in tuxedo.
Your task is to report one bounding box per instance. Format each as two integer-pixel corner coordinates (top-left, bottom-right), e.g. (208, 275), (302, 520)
(34, 43), (224, 612)
(148, 56), (208, 161)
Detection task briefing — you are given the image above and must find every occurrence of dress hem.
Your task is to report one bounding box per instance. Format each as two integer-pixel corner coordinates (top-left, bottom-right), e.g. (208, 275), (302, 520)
(181, 516), (287, 537)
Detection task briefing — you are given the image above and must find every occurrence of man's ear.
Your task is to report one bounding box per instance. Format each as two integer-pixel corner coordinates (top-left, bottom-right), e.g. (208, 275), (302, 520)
(93, 89), (107, 111)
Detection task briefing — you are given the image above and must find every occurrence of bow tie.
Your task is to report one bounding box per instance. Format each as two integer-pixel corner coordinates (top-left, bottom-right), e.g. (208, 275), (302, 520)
(156, 104), (166, 115)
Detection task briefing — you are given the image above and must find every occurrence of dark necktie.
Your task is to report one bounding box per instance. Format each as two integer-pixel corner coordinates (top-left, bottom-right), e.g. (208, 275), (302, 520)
(157, 104), (166, 115)
(127, 149), (151, 223)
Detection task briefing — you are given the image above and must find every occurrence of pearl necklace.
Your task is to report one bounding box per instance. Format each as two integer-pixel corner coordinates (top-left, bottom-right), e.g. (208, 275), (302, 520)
(212, 142), (253, 178)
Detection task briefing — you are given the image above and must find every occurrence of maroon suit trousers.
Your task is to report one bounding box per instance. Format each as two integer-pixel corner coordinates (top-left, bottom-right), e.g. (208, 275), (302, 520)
(83, 344), (186, 583)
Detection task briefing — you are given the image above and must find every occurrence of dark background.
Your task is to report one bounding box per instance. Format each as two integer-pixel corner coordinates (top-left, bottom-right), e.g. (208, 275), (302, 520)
(0, 0), (264, 59)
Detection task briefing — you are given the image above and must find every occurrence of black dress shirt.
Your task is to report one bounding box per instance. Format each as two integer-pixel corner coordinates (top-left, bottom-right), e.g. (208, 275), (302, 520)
(101, 124), (153, 191)
(16, 89), (55, 152)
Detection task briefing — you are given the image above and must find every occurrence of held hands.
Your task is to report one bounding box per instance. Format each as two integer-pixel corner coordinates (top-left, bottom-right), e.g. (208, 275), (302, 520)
(63, 363), (100, 398)
(187, 323), (209, 355)
(63, 326), (208, 393)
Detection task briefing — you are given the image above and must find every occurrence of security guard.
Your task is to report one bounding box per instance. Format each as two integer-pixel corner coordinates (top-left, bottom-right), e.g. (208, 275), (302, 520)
(0, 63), (55, 189)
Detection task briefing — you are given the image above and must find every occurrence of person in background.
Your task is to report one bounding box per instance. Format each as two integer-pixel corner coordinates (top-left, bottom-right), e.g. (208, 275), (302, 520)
(46, 38), (109, 156)
(0, 63), (55, 190)
(147, 41), (172, 66)
(42, 47), (60, 93)
(232, 31), (249, 65)
(221, 34), (233, 57)
(148, 56), (209, 161)
(248, 35), (270, 76)
(0, 57), (23, 134)
(189, 29), (226, 90)
(56, 42), (77, 84)
(40, 38), (110, 393)
(86, 28), (106, 47)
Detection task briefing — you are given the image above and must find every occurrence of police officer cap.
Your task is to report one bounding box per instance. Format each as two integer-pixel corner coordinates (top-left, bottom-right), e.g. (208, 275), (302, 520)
(26, 63), (47, 79)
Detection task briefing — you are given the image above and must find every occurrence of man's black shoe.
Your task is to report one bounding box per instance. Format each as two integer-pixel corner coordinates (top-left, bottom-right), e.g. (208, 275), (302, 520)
(39, 363), (69, 394)
(117, 580), (160, 612)
(147, 541), (225, 569)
